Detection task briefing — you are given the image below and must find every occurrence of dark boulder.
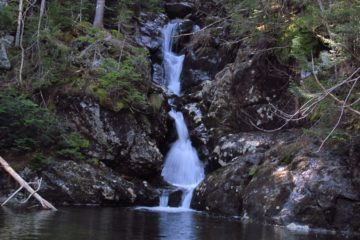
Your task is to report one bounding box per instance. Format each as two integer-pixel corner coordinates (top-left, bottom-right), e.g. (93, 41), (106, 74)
(165, 2), (194, 19)
(36, 160), (159, 205)
(192, 131), (300, 213)
(191, 133), (360, 232)
(191, 159), (253, 215)
(181, 47), (220, 90)
(243, 150), (360, 232)
(171, 19), (195, 53)
(178, 19), (194, 34)
(168, 189), (183, 207)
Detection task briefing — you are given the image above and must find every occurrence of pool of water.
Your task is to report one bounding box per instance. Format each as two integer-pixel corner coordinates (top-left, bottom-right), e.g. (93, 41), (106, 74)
(0, 207), (357, 240)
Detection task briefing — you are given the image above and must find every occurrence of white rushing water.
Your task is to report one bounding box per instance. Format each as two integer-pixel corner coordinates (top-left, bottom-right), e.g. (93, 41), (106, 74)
(160, 21), (205, 209)
(162, 22), (185, 96)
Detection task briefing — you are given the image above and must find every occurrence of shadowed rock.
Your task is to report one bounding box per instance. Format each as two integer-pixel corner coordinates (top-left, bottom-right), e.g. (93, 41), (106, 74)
(165, 2), (193, 19)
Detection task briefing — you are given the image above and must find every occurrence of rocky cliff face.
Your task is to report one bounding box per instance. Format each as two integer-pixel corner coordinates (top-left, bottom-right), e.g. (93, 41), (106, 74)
(0, 6), (171, 206)
(56, 95), (167, 180)
(150, 0), (360, 233)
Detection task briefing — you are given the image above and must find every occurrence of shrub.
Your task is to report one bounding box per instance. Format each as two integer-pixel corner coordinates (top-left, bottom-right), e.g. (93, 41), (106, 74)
(0, 4), (16, 32)
(29, 153), (53, 170)
(92, 50), (149, 110)
(0, 89), (88, 161)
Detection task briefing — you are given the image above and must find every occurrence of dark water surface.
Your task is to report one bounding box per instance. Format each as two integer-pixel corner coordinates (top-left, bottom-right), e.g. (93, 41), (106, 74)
(0, 207), (357, 240)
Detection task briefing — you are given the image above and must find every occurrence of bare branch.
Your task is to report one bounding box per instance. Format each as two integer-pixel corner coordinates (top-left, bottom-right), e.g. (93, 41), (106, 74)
(317, 71), (359, 151)
(0, 157), (56, 210)
(311, 55), (360, 116)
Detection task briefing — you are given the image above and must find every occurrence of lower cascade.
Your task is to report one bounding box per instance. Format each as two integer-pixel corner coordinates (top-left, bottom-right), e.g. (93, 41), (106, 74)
(159, 21), (205, 209)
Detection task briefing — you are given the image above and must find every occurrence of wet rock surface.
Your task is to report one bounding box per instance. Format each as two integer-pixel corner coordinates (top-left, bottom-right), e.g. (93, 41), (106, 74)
(32, 160), (159, 206)
(192, 132), (360, 232)
(135, 13), (167, 54)
(182, 47), (220, 90)
(56, 96), (166, 180)
(152, 63), (165, 85)
(181, 101), (210, 160)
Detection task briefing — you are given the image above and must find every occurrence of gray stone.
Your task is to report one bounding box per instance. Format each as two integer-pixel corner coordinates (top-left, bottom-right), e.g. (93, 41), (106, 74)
(135, 13), (167, 52)
(0, 35), (13, 70)
(152, 63), (164, 85)
(36, 161), (160, 205)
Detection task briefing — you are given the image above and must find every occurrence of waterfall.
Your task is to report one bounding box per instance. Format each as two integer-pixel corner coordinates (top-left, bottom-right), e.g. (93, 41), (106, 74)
(160, 21), (204, 209)
(162, 22), (185, 95)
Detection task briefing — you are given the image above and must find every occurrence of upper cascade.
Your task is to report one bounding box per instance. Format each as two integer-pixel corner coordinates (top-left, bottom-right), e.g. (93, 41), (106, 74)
(162, 21), (185, 96)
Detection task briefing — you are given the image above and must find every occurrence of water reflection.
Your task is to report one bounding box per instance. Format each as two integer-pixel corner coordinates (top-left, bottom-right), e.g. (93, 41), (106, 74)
(0, 207), (357, 240)
(0, 207), (56, 240)
(158, 212), (196, 240)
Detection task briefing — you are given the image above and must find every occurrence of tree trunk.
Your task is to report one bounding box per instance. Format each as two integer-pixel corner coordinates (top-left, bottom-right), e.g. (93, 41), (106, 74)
(0, 157), (57, 210)
(37, 0), (46, 37)
(93, 0), (105, 28)
(15, 0), (24, 47)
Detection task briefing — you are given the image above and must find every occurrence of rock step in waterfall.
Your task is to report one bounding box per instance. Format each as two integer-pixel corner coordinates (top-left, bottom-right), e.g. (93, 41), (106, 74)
(159, 21), (205, 209)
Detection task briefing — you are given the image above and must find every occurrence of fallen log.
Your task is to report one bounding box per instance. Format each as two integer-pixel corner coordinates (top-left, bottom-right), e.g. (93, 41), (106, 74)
(0, 156), (57, 211)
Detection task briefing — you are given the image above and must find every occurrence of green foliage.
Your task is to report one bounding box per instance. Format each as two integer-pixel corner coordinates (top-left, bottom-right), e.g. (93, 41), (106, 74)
(278, 143), (302, 166)
(91, 48), (149, 110)
(47, 1), (74, 31)
(0, 4), (16, 32)
(149, 94), (163, 112)
(47, 0), (95, 31)
(89, 158), (100, 166)
(227, 0), (360, 141)
(56, 133), (89, 160)
(288, 81), (316, 102)
(325, 1), (360, 58)
(0, 89), (88, 162)
(140, 0), (163, 13)
(303, 127), (351, 145)
(29, 153), (53, 170)
(130, 0), (163, 13)
(30, 32), (74, 90)
(73, 21), (108, 45)
(248, 165), (258, 177)
(0, 89), (60, 152)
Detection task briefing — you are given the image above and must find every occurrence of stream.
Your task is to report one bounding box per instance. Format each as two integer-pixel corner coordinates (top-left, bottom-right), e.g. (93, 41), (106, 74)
(1, 207), (356, 240)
